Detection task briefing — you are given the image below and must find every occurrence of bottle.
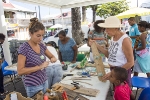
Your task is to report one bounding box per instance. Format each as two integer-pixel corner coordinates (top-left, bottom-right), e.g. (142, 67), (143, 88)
(44, 95), (48, 100)
(44, 92), (50, 100)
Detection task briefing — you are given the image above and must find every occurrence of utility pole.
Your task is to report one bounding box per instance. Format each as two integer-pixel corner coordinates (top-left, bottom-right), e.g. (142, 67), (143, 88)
(35, 6), (37, 18)
(38, 5), (41, 21)
(137, 0), (138, 7)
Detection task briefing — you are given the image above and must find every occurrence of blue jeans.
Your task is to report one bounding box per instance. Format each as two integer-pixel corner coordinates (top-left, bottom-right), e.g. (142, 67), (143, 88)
(24, 80), (48, 97)
(46, 64), (63, 89)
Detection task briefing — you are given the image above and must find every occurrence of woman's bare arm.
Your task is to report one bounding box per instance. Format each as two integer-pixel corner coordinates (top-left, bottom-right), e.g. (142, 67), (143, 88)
(58, 49), (62, 62)
(122, 38), (134, 70)
(17, 54), (49, 75)
(136, 33), (147, 51)
(72, 45), (78, 62)
(45, 49), (57, 63)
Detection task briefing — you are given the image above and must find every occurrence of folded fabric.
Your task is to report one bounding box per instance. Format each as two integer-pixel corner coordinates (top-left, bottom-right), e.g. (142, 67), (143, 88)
(136, 54), (150, 73)
(135, 48), (149, 58)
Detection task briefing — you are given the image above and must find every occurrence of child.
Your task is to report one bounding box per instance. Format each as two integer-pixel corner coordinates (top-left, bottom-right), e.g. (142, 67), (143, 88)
(109, 67), (135, 100)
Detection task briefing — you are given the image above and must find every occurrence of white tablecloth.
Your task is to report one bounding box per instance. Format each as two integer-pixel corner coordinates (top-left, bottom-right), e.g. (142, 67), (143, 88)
(62, 63), (110, 100)
(5, 62), (110, 100)
(78, 44), (90, 52)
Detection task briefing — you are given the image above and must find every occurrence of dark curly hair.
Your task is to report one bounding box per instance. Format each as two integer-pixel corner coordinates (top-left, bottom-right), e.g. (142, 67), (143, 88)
(93, 20), (105, 33)
(0, 33), (5, 40)
(113, 67), (128, 83)
(58, 30), (66, 37)
(138, 21), (150, 28)
(29, 18), (45, 34)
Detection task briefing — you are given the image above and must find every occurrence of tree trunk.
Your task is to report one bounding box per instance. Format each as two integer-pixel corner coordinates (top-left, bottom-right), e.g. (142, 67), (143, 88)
(71, 7), (84, 45)
(82, 6), (86, 22)
(91, 5), (97, 22)
(93, 10), (96, 22)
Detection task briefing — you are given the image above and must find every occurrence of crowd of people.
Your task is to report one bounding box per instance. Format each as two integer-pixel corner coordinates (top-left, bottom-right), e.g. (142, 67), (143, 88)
(88, 16), (150, 100)
(0, 15), (150, 100)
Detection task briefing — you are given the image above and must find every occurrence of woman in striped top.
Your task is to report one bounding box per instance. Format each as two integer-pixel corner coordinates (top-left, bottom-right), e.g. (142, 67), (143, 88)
(17, 18), (57, 97)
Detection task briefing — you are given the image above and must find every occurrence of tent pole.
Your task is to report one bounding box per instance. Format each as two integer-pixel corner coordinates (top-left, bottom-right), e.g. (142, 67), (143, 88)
(0, 0), (12, 65)
(60, 8), (64, 28)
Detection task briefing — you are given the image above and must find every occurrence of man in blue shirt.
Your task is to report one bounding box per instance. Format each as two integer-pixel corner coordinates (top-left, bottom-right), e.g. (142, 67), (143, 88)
(128, 17), (140, 48)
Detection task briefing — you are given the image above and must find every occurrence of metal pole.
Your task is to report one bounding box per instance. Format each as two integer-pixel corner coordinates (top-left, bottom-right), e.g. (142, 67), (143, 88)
(137, 0), (138, 7)
(0, 0), (12, 65)
(38, 5), (41, 21)
(60, 8), (64, 28)
(35, 6), (37, 18)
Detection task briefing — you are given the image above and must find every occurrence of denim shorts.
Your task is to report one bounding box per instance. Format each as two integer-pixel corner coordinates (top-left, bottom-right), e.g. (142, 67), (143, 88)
(24, 80), (48, 97)
(46, 64), (63, 88)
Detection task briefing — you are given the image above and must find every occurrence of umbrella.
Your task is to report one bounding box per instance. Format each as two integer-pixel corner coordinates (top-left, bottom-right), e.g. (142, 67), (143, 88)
(50, 24), (62, 28)
(116, 7), (150, 19)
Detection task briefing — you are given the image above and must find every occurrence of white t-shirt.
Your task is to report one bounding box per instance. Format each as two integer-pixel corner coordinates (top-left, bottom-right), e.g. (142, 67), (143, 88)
(108, 34), (128, 67)
(46, 46), (61, 66)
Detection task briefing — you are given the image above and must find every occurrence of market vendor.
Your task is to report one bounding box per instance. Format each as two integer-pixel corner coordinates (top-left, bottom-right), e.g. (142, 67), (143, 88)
(58, 30), (78, 63)
(17, 18), (57, 97)
(89, 16), (134, 86)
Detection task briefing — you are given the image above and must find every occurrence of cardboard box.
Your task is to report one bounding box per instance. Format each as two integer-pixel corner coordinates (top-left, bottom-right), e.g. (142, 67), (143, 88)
(4, 91), (33, 100)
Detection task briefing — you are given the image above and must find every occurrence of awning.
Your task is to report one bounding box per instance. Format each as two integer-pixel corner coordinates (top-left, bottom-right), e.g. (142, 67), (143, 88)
(116, 7), (150, 19)
(14, 0), (120, 9)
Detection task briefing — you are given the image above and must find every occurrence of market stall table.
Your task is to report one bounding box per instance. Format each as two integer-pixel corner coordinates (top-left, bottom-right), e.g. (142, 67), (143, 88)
(62, 62), (110, 100)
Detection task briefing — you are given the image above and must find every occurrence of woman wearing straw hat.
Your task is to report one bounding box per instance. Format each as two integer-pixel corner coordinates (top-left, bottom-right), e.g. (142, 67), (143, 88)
(89, 16), (134, 86)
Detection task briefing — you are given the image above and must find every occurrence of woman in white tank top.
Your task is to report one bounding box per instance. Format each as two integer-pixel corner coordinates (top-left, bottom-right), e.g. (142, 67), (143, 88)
(89, 16), (134, 86)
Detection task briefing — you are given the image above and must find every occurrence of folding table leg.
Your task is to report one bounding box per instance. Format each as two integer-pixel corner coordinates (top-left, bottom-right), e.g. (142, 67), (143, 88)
(10, 75), (16, 90)
(109, 84), (114, 96)
(135, 88), (139, 99)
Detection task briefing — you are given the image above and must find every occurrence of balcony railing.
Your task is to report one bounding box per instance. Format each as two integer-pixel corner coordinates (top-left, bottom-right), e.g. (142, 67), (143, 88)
(5, 18), (30, 26)
(5, 18), (72, 27)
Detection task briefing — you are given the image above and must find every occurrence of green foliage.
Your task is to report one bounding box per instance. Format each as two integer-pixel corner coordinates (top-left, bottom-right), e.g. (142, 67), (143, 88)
(96, 0), (129, 18)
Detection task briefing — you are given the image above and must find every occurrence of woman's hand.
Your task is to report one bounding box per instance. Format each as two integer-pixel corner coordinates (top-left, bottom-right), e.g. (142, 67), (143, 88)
(40, 61), (49, 68)
(89, 40), (96, 46)
(50, 57), (57, 63)
(102, 72), (111, 81)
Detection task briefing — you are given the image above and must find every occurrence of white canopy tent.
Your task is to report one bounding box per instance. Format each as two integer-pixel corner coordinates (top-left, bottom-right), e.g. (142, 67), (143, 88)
(50, 24), (62, 28)
(0, 0), (120, 65)
(14, 0), (120, 9)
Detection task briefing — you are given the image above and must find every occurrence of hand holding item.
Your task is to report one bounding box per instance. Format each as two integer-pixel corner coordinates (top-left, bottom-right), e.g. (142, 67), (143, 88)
(40, 61), (49, 68)
(50, 57), (57, 63)
(89, 40), (96, 46)
(102, 72), (111, 81)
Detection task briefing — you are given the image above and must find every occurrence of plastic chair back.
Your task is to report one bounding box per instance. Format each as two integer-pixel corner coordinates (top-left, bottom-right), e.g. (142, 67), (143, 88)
(138, 87), (150, 100)
(132, 76), (150, 88)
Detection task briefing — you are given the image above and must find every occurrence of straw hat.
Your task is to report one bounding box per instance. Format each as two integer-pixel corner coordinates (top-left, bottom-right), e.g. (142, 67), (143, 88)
(98, 16), (123, 28)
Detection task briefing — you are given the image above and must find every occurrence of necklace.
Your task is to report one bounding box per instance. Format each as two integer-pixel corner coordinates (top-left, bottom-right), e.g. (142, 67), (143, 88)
(40, 55), (45, 60)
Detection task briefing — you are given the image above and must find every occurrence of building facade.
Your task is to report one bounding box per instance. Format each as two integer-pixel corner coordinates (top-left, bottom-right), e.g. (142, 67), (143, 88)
(3, 1), (36, 40)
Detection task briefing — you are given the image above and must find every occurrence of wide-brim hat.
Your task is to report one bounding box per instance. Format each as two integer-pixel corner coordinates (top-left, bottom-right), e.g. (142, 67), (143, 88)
(98, 16), (123, 28)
